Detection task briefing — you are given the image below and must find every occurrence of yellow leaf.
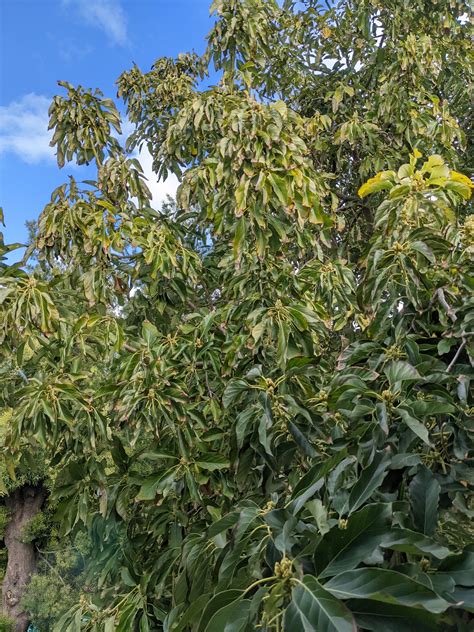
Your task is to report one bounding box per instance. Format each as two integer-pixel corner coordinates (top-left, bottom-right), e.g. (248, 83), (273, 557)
(422, 154), (445, 171)
(357, 172), (393, 198)
(450, 171), (474, 189)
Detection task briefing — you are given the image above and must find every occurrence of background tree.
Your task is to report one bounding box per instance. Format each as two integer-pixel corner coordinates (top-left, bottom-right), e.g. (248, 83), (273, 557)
(1, 0), (473, 630)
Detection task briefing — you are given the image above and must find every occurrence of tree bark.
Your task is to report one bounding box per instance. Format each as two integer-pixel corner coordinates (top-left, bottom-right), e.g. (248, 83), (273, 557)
(1, 484), (46, 632)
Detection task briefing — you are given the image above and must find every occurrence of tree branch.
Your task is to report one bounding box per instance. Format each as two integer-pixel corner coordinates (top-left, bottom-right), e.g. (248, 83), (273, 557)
(447, 336), (467, 372)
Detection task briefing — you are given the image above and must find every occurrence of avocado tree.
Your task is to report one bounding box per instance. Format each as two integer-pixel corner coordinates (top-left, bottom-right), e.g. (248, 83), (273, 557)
(1, 0), (473, 630)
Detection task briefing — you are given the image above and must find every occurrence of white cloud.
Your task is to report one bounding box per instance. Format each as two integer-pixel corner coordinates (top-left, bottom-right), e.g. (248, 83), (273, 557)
(0, 94), (54, 164)
(62, 0), (129, 46)
(116, 119), (179, 207)
(138, 148), (180, 207)
(0, 98), (179, 205)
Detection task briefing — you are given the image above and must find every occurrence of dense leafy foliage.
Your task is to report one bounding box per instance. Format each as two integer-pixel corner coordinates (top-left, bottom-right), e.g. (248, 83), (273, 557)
(1, 0), (473, 630)
(21, 530), (90, 631)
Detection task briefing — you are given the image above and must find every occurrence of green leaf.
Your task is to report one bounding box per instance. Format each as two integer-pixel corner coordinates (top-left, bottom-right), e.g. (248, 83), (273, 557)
(104, 617), (116, 632)
(139, 614), (150, 632)
(277, 320), (289, 366)
(429, 164), (450, 180)
(306, 499), (330, 535)
(198, 590), (244, 632)
(342, 451), (391, 515)
(409, 466), (440, 536)
(445, 180), (472, 199)
(235, 407), (255, 448)
(121, 566), (136, 587)
(438, 551), (474, 586)
(384, 361), (421, 386)
(141, 320), (159, 346)
(410, 400), (455, 416)
(450, 587), (474, 611)
(314, 503), (392, 579)
(410, 241), (435, 263)
(325, 568), (451, 613)
(457, 376), (470, 404)
(376, 402), (388, 434)
(289, 451), (348, 515)
(195, 453), (230, 471)
(223, 380), (248, 408)
(136, 467), (177, 500)
(390, 453), (421, 469)
(381, 528), (450, 559)
(233, 217), (246, 257)
(136, 477), (161, 501)
(174, 594), (212, 632)
(288, 421), (317, 457)
(207, 512), (240, 538)
(234, 180), (249, 213)
(203, 598), (251, 632)
(287, 306), (309, 332)
(388, 184), (410, 199)
(348, 599), (441, 631)
(398, 408), (431, 446)
(52, 606), (83, 632)
(268, 172), (289, 206)
(285, 576), (356, 632)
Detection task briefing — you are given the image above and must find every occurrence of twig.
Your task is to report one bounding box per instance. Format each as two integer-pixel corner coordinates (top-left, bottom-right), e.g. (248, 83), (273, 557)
(447, 337), (467, 373)
(37, 551), (67, 586)
(436, 288), (457, 322)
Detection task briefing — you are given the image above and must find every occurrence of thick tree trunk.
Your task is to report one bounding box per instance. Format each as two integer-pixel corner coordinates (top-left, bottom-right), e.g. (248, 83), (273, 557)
(1, 484), (46, 632)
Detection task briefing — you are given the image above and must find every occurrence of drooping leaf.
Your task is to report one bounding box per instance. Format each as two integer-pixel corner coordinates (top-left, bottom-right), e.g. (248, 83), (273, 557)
(384, 361), (421, 386)
(195, 453), (230, 471)
(398, 408), (431, 447)
(284, 576), (356, 632)
(438, 551), (474, 586)
(222, 380), (248, 408)
(381, 528), (450, 559)
(203, 598), (251, 632)
(325, 568), (451, 613)
(314, 503), (392, 579)
(409, 466), (440, 536)
(348, 599), (441, 631)
(289, 451), (348, 515)
(342, 452), (391, 515)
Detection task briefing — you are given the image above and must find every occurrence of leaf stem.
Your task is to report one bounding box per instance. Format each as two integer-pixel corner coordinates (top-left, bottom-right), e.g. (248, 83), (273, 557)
(242, 575), (279, 596)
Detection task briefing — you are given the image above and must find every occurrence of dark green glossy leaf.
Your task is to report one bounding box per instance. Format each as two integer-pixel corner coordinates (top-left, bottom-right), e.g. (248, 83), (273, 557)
(289, 451), (348, 515)
(325, 568), (450, 613)
(195, 453), (230, 471)
(314, 503), (392, 579)
(384, 361), (421, 385)
(382, 528), (450, 559)
(398, 408), (431, 446)
(198, 590), (244, 632)
(348, 599), (441, 631)
(285, 576), (356, 632)
(342, 451), (391, 515)
(409, 466), (440, 536)
(438, 551), (474, 586)
(203, 597), (251, 632)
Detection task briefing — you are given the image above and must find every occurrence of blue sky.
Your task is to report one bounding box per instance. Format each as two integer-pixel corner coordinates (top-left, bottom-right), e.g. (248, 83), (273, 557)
(0, 0), (215, 248)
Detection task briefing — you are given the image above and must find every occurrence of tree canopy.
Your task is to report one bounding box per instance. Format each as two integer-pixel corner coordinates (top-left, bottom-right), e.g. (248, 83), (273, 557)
(1, 0), (473, 630)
